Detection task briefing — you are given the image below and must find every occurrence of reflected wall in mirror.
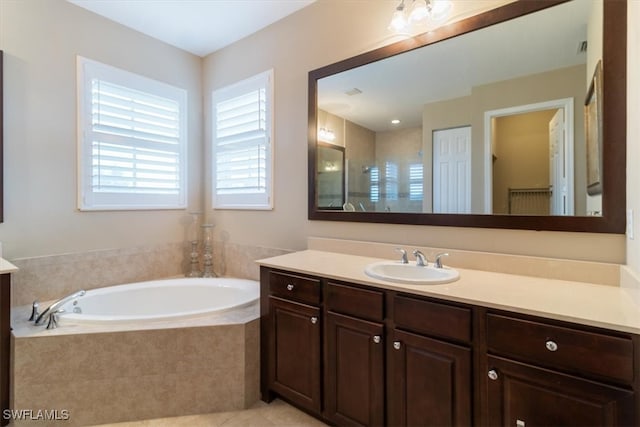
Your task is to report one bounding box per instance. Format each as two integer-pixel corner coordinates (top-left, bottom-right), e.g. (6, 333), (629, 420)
(309, 0), (626, 233)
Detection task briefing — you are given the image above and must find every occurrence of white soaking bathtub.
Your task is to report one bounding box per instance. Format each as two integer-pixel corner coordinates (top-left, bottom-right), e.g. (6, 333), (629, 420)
(56, 277), (259, 325)
(12, 277), (261, 426)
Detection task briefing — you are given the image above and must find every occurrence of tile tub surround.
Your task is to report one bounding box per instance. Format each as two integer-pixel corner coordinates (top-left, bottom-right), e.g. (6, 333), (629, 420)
(10, 243), (186, 308)
(212, 240), (290, 280)
(11, 313), (259, 426)
(10, 241), (290, 308)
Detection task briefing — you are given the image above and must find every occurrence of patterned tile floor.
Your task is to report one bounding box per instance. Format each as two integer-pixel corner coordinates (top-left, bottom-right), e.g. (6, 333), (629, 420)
(92, 399), (328, 427)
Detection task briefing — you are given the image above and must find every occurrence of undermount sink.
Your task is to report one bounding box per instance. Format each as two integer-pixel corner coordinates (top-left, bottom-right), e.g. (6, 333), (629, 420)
(364, 261), (460, 285)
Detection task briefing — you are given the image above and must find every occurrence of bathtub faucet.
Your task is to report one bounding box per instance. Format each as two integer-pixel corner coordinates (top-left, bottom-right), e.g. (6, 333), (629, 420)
(34, 290), (86, 326)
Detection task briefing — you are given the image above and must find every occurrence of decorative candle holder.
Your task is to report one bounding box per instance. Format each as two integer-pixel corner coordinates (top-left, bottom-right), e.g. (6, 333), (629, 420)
(201, 224), (217, 278)
(186, 212), (202, 278)
(187, 240), (201, 277)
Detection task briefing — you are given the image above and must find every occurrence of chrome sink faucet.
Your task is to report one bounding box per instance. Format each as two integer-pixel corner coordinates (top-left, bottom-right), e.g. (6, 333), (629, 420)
(395, 248), (408, 264)
(412, 250), (427, 267)
(434, 252), (450, 268)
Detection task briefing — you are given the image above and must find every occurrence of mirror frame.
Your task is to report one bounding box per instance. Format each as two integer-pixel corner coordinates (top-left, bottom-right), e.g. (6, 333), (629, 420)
(1, 50), (3, 223)
(308, 0), (626, 233)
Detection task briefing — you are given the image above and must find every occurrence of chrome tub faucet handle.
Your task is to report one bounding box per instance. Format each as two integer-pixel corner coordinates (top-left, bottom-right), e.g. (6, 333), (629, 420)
(29, 301), (39, 322)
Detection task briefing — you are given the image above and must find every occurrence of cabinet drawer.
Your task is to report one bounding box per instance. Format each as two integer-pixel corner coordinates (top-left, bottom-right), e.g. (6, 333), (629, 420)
(269, 271), (321, 305)
(393, 295), (472, 343)
(326, 282), (384, 321)
(486, 313), (634, 384)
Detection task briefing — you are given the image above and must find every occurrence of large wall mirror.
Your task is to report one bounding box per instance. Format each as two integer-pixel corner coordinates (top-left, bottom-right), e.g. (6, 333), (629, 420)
(308, 0), (626, 233)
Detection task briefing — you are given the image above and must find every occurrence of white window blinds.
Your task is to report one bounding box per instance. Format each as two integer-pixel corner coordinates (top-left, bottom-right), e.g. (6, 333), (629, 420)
(77, 57), (187, 210)
(212, 70), (273, 209)
(409, 163), (424, 201)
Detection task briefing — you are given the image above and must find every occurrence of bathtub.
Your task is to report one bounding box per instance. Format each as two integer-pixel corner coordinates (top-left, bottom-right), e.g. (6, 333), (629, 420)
(12, 276), (261, 426)
(56, 277), (259, 325)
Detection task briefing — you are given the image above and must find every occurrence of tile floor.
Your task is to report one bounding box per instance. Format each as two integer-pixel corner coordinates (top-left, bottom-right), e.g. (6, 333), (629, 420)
(92, 399), (328, 427)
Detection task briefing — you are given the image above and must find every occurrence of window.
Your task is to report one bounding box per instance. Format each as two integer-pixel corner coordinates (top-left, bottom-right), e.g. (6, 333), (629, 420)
(384, 161), (398, 201)
(370, 166), (380, 203)
(212, 70), (273, 210)
(409, 163), (424, 201)
(77, 56), (187, 210)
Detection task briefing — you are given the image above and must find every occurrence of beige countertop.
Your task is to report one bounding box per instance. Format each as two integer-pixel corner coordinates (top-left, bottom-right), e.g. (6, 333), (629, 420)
(0, 258), (18, 275)
(257, 250), (640, 335)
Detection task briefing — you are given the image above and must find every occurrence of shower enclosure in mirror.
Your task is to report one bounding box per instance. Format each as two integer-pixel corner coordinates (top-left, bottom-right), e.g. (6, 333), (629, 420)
(308, 0), (626, 233)
(317, 142), (345, 209)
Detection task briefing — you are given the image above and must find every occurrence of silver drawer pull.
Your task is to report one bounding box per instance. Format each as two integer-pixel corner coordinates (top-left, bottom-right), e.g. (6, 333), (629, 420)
(373, 335), (381, 344)
(310, 316), (318, 324)
(286, 284), (294, 291)
(545, 340), (558, 352)
(393, 341), (401, 350)
(488, 369), (499, 381)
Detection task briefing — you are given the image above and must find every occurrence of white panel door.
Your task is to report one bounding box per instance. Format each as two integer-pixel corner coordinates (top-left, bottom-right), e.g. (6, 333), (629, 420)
(549, 109), (572, 215)
(433, 126), (472, 213)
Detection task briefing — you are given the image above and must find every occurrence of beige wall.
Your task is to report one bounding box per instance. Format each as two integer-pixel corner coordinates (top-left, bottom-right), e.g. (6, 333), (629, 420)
(203, 0), (625, 263)
(421, 66), (585, 214)
(626, 1), (640, 270)
(1, 0), (633, 266)
(492, 110), (554, 214)
(0, 0), (203, 259)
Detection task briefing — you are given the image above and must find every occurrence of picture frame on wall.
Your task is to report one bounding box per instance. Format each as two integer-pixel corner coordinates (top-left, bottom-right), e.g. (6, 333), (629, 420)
(585, 59), (603, 196)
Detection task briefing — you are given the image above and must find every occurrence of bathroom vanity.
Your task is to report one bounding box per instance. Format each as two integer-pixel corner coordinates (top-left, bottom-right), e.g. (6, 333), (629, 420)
(258, 250), (640, 426)
(0, 259), (17, 427)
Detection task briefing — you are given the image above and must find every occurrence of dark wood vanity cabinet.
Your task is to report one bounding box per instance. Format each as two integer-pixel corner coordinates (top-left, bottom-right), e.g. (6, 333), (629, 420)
(388, 295), (472, 426)
(260, 266), (639, 426)
(483, 312), (637, 427)
(263, 270), (322, 414)
(324, 282), (385, 426)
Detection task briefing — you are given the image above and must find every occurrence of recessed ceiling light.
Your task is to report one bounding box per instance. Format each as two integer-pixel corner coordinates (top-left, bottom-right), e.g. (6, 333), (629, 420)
(391, 119), (401, 125)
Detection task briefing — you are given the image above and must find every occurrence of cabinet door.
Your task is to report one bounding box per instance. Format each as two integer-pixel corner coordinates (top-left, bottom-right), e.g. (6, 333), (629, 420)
(325, 312), (384, 426)
(268, 296), (321, 414)
(486, 355), (635, 427)
(388, 329), (472, 427)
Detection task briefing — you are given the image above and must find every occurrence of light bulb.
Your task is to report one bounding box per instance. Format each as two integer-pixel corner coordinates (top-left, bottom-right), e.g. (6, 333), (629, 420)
(408, 0), (429, 23)
(389, 6), (409, 32)
(429, 0), (452, 22)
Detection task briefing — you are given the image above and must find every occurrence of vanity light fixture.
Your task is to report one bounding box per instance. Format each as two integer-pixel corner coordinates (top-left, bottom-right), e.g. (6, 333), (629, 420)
(318, 127), (336, 142)
(391, 119), (401, 125)
(389, 0), (453, 33)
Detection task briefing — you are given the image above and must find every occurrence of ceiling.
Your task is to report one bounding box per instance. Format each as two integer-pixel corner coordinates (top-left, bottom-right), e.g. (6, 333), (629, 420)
(318, 0), (591, 132)
(67, 0), (316, 57)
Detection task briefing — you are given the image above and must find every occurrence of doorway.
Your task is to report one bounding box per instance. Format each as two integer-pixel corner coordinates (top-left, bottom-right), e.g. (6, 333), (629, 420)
(483, 98), (574, 215)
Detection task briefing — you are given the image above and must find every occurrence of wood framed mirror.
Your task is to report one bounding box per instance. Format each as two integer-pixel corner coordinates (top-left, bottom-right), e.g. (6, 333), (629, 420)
(308, 0), (626, 233)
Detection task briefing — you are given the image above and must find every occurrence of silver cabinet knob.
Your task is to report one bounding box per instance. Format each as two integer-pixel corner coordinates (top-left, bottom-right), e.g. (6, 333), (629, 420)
(488, 369), (499, 381)
(286, 283), (294, 291)
(310, 316), (318, 324)
(393, 341), (401, 350)
(373, 335), (381, 344)
(545, 340), (558, 352)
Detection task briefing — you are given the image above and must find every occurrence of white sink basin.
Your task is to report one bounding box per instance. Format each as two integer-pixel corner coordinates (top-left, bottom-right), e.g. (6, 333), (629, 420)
(364, 261), (460, 285)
